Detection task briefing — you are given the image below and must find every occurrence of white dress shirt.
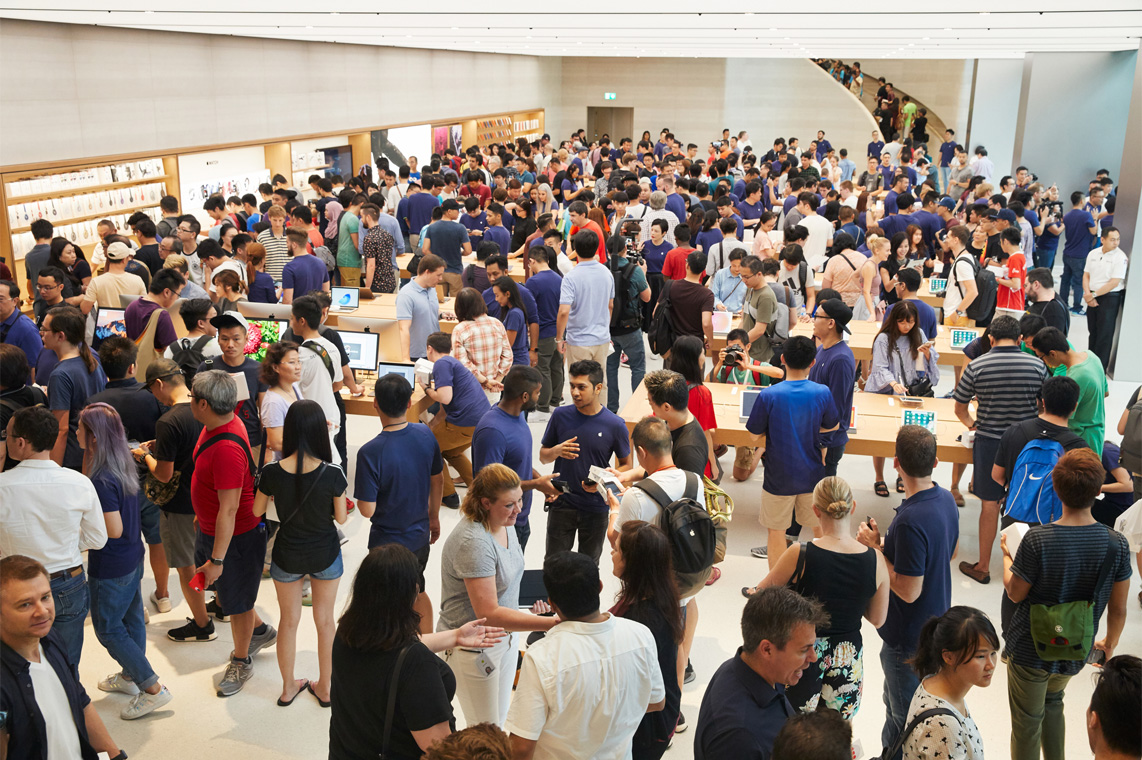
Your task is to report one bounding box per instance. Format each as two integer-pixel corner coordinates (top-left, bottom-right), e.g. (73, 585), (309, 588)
(0, 459), (107, 572)
(1084, 246), (1128, 293)
(506, 614), (665, 760)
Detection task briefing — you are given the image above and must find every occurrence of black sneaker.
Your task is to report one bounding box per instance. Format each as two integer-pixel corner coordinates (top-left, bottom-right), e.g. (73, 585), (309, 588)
(442, 493), (461, 510)
(684, 661), (695, 684)
(167, 617), (216, 642)
(207, 598), (229, 623)
(675, 711), (688, 733)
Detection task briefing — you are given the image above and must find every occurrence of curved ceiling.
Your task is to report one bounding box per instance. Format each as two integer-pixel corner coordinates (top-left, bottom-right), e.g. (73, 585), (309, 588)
(1, 1), (1140, 59)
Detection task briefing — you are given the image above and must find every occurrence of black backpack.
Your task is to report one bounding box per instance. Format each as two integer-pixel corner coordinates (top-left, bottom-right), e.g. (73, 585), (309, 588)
(647, 281), (678, 356)
(634, 471), (717, 575)
(955, 254), (997, 326)
(610, 260), (642, 332)
(170, 336), (213, 384)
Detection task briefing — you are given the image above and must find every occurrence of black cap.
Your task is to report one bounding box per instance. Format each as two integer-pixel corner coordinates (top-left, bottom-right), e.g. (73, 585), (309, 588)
(441, 199), (461, 212)
(817, 298), (853, 334)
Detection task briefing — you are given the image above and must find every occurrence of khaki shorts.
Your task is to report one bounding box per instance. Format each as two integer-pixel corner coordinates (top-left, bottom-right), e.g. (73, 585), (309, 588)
(734, 446), (757, 469)
(159, 511), (197, 569)
(760, 490), (816, 531)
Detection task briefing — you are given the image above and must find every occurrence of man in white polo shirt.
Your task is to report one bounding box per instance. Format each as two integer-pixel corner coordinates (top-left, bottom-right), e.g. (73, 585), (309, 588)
(1082, 226), (1128, 370)
(795, 193), (834, 270)
(506, 551), (665, 759)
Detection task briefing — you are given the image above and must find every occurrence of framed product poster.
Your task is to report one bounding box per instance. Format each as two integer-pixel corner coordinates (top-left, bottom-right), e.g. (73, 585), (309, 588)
(433, 127), (450, 156)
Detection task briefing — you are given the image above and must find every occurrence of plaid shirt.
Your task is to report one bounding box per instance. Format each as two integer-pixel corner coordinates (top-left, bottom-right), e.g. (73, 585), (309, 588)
(451, 315), (513, 392)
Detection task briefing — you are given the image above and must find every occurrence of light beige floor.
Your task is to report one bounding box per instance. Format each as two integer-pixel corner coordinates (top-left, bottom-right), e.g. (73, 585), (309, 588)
(79, 314), (1140, 760)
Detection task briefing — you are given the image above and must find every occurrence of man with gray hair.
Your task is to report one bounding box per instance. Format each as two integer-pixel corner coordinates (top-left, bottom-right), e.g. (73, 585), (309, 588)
(639, 190), (679, 245)
(694, 587), (828, 759)
(188, 369), (277, 697)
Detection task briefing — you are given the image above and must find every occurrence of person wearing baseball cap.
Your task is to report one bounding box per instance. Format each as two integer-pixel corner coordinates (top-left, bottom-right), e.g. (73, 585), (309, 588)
(422, 198), (473, 296)
(81, 240), (146, 316)
(200, 310), (266, 461)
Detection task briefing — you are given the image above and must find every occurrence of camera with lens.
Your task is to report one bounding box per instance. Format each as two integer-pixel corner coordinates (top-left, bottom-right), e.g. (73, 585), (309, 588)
(1042, 200), (1064, 221)
(723, 343), (746, 367)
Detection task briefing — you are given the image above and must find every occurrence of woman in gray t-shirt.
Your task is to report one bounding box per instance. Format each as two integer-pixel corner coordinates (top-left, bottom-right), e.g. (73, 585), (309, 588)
(438, 464), (558, 726)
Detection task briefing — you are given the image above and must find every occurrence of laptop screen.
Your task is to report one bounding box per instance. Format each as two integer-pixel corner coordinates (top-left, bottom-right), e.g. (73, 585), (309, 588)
(337, 330), (379, 372)
(95, 308), (127, 342)
(376, 361), (416, 387)
(331, 286), (359, 309)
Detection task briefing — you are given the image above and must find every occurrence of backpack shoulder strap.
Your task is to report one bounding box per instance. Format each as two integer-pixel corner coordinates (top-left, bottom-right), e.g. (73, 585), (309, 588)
(302, 339), (337, 381)
(790, 542), (808, 584)
(1093, 527), (1118, 599)
(632, 477), (674, 511)
(191, 335), (212, 352)
(194, 431), (256, 476)
(381, 644), (415, 760)
(886, 707), (960, 760)
(682, 471), (700, 502)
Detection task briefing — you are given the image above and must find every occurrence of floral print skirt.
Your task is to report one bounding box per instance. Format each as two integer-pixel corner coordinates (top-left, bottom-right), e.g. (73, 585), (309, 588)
(785, 634), (865, 720)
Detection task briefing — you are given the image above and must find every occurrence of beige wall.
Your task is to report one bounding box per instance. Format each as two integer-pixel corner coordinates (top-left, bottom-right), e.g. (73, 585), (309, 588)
(859, 59), (975, 137)
(0, 19), (562, 166)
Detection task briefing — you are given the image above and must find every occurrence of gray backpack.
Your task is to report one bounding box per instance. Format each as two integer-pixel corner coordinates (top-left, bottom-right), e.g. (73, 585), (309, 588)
(765, 282), (793, 345)
(313, 245), (336, 273)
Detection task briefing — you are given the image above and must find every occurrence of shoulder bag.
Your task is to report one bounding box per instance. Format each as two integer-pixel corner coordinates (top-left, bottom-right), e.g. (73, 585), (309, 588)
(379, 644), (415, 760)
(890, 340), (933, 398)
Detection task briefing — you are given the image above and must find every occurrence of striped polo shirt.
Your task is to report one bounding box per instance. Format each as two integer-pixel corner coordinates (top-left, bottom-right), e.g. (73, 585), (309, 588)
(952, 345), (1048, 439)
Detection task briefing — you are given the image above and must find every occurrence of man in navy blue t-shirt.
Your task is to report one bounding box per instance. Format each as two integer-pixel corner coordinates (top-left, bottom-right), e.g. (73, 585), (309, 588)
(422, 331), (490, 509)
(857, 425), (959, 753)
(746, 336), (839, 568)
(808, 300), (856, 477)
(526, 248), (564, 413)
(539, 360), (631, 563)
(281, 228), (330, 304)
(354, 372), (443, 629)
(472, 366), (556, 552)
(1060, 191), (1098, 312)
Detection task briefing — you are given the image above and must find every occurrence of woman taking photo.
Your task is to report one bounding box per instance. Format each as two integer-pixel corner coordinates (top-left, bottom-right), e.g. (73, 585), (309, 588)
(438, 464), (559, 726)
(259, 341), (303, 461)
(611, 521), (683, 760)
(745, 476), (888, 720)
(213, 269), (247, 314)
(331, 544), (505, 759)
(48, 236), (92, 298)
(80, 403), (173, 719)
(866, 300), (939, 495)
(253, 400), (348, 709)
(491, 277), (530, 366)
(900, 607), (998, 760)
(667, 335), (720, 481)
(246, 243), (279, 303)
(450, 288), (513, 400)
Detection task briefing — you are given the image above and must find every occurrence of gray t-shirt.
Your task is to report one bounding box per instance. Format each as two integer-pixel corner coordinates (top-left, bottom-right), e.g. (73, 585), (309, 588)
(437, 517), (524, 632)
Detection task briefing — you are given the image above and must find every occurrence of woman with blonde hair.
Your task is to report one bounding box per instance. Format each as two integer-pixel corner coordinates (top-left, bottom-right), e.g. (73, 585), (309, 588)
(437, 464), (559, 726)
(745, 476), (889, 720)
(853, 234), (890, 321)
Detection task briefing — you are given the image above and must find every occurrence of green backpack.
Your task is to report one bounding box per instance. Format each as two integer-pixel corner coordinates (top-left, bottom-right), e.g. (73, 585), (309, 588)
(1028, 529), (1116, 661)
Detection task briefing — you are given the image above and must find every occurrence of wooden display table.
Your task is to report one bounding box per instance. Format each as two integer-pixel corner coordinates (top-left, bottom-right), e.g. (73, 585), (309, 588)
(619, 381), (974, 464)
(397, 253), (527, 283)
(342, 378), (431, 419)
(918, 278), (946, 310)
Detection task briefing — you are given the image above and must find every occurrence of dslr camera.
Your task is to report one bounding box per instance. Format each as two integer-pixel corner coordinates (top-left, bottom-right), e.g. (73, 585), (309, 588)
(723, 342), (746, 368)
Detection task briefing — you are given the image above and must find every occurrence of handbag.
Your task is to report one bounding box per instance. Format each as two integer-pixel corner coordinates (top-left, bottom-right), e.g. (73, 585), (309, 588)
(891, 341), (934, 397)
(380, 645), (414, 760)
(144, 470), (180, 506)
(1029, 530), (1116, 661)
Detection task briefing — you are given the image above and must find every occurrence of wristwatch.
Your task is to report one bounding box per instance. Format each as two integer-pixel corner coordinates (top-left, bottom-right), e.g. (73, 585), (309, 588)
(209, 557), (224, 566)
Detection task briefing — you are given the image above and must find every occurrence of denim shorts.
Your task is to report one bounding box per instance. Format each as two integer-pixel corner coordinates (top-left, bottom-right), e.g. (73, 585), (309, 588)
(138, 492), (161, 545)
(269, 552), (344, 584)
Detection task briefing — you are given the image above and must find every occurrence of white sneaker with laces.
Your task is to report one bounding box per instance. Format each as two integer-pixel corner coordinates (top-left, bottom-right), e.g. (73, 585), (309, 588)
(120, 686), (172, 720)
(99, 672), (139, 696)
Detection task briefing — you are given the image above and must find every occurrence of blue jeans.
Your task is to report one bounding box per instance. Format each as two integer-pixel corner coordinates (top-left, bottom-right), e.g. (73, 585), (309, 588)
(1033, 246), (1057, 272)
(51, 570), (89, 667)
(606, 331), (646, 414)
(1059, 256), (1085, 310)
(89, 562), (158, 690)
(880, 641), (920, 759)
(937, 166), (951, 194)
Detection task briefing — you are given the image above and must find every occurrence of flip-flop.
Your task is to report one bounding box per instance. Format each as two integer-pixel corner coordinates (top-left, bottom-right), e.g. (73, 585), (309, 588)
(874, 481), (889, 498)
(741, 586), (756, 599)
(307, 681), (331, 708)
(277, 679), (309, 707)
(705, 567), (722, 586)
(950, 488), (965, 507)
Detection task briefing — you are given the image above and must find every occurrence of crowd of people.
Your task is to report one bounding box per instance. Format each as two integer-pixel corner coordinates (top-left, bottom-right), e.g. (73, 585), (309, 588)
(0, 118), (1139, 760)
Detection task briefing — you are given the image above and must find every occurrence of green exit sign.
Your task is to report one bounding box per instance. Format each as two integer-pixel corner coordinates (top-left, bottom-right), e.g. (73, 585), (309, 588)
(604, 92), (616, 100)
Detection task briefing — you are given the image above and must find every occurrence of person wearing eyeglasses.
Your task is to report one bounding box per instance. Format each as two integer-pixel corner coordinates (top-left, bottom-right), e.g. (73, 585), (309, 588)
(0, 279), (43, 374)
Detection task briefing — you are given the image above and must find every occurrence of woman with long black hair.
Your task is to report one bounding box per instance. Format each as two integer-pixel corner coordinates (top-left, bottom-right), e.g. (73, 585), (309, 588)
(253, 399), (348, 708)
(491, 276), (530, 366)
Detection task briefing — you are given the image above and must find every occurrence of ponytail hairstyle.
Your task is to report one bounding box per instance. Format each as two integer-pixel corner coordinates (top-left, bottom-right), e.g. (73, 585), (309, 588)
(213, 269), (246, 296)
(910, 606), (999, 679)
(44, 305), (96, 373)
(867, 234), (890, 258)
(812, 476), (854, 520)
(78, 403), (139, 496)
(246, 241), (268, 285)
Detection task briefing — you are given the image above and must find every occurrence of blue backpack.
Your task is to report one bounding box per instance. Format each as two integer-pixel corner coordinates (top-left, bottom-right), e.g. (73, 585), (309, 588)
(1004, 438), (1065, 524)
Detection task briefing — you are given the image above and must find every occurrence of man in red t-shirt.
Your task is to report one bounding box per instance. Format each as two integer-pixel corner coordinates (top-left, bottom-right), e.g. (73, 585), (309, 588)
(662, 225), (697, 280)
(190, 369), (277, 697)
(995, 226), (1026, 313)
(458, 172), (492, 209)
(567, 201), (607, 264)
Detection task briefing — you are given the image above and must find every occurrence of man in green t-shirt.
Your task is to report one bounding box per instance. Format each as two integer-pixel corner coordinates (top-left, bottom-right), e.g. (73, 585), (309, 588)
(336, 193), (364, 287)
(900, 96), (918, 137)
(738, 256), (778, 363)
(1031, 326), (1108, 452)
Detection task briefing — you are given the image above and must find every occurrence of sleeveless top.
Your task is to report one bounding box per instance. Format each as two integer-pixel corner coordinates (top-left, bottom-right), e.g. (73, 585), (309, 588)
(791, 543), (878, 638)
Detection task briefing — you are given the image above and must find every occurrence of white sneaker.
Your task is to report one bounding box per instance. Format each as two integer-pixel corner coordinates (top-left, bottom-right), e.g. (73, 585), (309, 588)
(149, 591), (172, 613)
(99, 672), (140, 695)
(121, 686), (172, 720)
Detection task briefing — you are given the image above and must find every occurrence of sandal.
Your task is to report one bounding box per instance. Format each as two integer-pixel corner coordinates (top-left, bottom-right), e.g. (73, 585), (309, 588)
(306, 681), (331, 708)
(874, 481), (889, 498)
(895, 476), (905, 493)
(741, 586), (757, 598)
(277, 679), (309, 707)
(950, 488), (965, 507)
(705, 567), (722, 586)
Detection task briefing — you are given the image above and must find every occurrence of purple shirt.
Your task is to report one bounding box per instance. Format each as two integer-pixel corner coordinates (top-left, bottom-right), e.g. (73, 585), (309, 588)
(124, 298), (177, 350)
